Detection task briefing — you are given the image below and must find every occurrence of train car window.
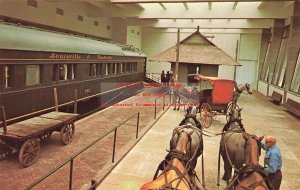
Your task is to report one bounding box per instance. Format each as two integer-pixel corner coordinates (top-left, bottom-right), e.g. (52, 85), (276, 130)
(4, 65), (13, 88)
(112, 63), (117, 74)
(97, 64), (101, 76)
(105, 63), (109, 75)
(121, 63), (125, 73)
(26, 65), (41, 86)
(59, 64), (68, 80)
(126, 63), (131, 72)
(68, 64), (76, 80)
(52, 65), (58, 81)
(133, 63), (137, 72)
(90, 64), (97, 77)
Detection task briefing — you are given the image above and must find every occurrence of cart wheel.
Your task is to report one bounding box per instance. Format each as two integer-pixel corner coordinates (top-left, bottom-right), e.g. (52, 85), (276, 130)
(19, 138), (40, 167)
(39, 131), (53, 142)
(60, 123), (75, 145)
(199, 103), (213, 128)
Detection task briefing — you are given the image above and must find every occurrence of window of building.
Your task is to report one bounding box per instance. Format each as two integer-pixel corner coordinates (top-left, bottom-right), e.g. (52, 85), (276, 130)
(107, 25), (111, 30)
(26, 65), (41, 86)
(290, 50), (300, 94)
(272, 26), (289, 86)
(278, 56), (287, 88)
(3, 65), (13, 88)
(90, 63), (97, 77)
(260, 42), (271, 81)
(94, 21), (99, 26)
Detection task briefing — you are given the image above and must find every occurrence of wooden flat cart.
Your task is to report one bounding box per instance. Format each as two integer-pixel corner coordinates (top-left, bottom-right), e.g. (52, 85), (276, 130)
(0, 111), (79, 167)
(188, 75), (235, 128)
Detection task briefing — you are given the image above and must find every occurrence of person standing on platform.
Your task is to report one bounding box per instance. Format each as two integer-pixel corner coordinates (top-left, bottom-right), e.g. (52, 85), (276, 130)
(161, 70), (166, 87)
(166, 71), (171, 88)
(261, 135), (282, 190)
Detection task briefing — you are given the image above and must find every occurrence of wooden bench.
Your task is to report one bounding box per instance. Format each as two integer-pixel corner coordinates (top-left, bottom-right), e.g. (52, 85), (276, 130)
(282, 98), (300, 117)
(269, 91), (282, 105)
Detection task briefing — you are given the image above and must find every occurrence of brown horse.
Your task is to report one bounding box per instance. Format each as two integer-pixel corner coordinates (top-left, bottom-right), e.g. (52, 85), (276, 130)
(140, 127), (200, 190)
(224, 133), (272, 190)
(219, 119), (246, 183)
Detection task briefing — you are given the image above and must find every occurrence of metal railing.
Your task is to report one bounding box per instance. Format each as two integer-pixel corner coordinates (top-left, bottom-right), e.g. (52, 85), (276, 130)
(146, 73), (161, 84)
(153, 89), (172, 120)
(25, 112), (140, 190)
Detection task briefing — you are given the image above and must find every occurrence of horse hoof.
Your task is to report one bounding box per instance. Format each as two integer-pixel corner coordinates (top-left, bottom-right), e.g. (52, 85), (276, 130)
(177, 108), (179, 110)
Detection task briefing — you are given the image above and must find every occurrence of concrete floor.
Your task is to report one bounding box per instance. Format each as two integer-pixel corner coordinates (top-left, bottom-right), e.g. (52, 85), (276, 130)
(97, 90), (300, 190)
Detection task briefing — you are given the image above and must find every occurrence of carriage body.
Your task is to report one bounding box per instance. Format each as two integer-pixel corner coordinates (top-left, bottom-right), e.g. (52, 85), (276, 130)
(194, 76), (235, 109)
(188, 75), (235, 128)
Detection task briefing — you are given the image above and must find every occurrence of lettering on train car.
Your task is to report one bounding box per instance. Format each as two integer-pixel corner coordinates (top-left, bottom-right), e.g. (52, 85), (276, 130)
(96, 55), (112, 60)
(49, 53), (81, 59)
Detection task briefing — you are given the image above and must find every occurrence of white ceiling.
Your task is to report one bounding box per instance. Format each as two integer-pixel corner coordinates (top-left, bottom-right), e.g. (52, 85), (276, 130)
(47, 0), (296, 30)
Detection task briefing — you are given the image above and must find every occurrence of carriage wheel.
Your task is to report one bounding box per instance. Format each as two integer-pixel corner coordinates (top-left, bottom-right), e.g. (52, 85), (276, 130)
(60, 123), (75, 145)
(199, 103), (213, 128)
(19, 138), (40, 167)
(39, 131), (53, 142)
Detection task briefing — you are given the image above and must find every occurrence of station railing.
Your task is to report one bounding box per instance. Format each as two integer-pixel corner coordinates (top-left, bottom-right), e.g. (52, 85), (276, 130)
(145, 72), (161, 83)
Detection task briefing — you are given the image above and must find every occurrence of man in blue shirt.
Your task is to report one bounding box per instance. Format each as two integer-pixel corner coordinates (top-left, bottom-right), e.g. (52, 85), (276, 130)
(261, 135), (282, 190)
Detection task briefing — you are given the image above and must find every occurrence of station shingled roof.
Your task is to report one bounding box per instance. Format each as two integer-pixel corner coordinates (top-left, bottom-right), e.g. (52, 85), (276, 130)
(150, 28), (240, 66)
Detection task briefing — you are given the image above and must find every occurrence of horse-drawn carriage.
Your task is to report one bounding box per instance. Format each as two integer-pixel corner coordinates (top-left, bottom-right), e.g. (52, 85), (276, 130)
(185, 75), (236, 128)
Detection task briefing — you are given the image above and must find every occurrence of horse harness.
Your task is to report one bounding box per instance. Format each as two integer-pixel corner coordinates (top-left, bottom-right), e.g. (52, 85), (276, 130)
(152, 129), (201, 190)
(152, 149), (200, 190)
(225, 163), (273, 190)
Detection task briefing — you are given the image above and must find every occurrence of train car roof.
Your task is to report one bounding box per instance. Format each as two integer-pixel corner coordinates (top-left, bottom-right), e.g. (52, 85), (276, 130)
(0, 23), (125, 56)
(123, 50), (146, 57)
